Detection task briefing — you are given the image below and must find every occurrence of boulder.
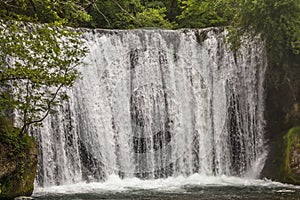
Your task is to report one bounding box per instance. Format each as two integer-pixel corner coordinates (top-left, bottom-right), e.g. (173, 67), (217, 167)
(0, 131), (38, 200)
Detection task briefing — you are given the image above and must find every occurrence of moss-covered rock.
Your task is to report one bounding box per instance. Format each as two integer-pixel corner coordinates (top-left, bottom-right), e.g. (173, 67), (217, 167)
(281, 127), (300, 184)
(262, 127), (300, 185)
(0, 118), (38, 200)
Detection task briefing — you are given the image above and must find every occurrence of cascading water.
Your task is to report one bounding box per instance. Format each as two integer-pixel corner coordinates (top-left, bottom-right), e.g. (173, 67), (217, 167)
(33, 27), (267, 187)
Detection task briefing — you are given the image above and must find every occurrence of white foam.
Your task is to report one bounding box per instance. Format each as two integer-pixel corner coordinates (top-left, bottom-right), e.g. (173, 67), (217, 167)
(33, 173), (298, 196)
(276, 189), (295, 193)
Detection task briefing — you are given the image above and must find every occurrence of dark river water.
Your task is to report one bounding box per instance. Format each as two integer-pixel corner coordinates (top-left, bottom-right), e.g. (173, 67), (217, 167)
(32, 174), (300, 200)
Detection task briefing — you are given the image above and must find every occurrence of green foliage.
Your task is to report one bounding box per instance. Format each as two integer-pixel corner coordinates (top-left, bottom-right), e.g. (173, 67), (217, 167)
(0, 21), (88, 135)
(164, 0), (181, 23)
(0, 116), (35, 156)
(0, 0), (90, 135)
(85, 0), (142, 28)
(282, 127), (300, 184)
(177, 0), (236, 28)
(134, 7), (175, 29)
(227, 0), (300, 106)
(86, 0), (175, 29)
(230, 0), (300, 62)
(0, 0), (91, 27)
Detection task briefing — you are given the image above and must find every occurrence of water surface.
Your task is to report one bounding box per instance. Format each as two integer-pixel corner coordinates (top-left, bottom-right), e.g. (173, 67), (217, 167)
(33, 174), (300, 200)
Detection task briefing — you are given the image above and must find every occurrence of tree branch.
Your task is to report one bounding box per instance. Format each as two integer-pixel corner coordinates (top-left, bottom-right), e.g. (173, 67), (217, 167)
(0, 76), (30, 82)
(19, 64), (77, 134)
(20, 83), (64, 134)
(1, 0), (23, 9)
(111, 0), (142, 26)
(20, 79), (31, 135)
(91, 0), (111, 26)
(28, 0), (42, 21)
(28, 0), (38, 13)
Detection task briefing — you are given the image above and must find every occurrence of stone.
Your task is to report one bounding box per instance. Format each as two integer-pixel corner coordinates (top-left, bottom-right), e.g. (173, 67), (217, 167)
(0, 133), (38, 200)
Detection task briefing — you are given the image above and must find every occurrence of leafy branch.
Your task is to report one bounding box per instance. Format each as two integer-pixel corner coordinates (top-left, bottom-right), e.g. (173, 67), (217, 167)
(0, 21), (88, 135)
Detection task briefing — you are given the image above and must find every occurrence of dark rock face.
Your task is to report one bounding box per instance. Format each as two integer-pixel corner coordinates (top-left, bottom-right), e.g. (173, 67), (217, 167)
(0, 134), (38, 200)
(261, 55), (300, 185)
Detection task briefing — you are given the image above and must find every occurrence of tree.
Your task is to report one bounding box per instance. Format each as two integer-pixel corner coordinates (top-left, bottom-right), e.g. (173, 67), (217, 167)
(163, 0), (181, 24)
(228, 0), (300, 92)
(133, 7), (175, 28)
(85, 0), (143, 28)
(0, 1), (90, 135)
(0, 0), (91, 27)
(176, 0), (236, 28)
(86, 0), (176, 29)
(230, 0), (300, 61)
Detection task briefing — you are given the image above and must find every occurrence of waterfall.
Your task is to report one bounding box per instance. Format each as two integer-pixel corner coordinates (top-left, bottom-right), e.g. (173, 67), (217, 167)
(33, 27), (267, 187)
